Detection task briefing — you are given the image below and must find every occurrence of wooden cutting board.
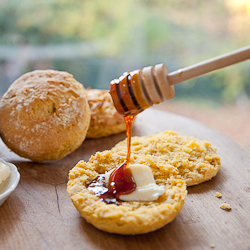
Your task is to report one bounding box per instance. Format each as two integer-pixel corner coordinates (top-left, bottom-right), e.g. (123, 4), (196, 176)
(0, 107), (250, 250)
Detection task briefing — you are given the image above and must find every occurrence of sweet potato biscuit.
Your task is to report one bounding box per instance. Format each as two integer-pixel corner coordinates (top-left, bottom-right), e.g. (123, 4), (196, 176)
(0, 70), (90, 162)
(86, 88), (126, 138)
(111, 131), (221, 186)
(67, 150), (187, 235)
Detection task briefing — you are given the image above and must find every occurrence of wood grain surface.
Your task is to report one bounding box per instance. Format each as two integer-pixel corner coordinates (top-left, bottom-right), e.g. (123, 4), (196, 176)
(0, 107), (250, 250)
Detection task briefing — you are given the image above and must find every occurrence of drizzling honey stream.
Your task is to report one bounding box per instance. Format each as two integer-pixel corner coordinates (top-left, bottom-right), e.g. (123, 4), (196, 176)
(87, 114), (136, 205)
(87, 66), (174, 204)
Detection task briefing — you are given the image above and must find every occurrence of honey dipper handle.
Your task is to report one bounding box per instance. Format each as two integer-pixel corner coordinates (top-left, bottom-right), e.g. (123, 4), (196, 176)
(167, 45), (250, 85)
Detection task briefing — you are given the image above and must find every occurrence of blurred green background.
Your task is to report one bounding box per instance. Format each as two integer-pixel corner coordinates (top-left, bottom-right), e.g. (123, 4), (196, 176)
(0, 0), (250, 105)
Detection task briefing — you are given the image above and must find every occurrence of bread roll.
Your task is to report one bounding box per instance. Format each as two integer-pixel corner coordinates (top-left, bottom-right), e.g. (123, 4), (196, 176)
(86, 88), (126, 138)
(0, 70), (90, 162)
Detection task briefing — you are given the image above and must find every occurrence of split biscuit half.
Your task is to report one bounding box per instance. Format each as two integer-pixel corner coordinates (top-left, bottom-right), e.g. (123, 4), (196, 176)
(67, 150), (187, 235)
(111, 131), (221, 186)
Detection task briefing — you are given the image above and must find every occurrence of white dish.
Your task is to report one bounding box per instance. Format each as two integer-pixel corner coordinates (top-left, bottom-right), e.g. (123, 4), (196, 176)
(0, 158), (20, 206)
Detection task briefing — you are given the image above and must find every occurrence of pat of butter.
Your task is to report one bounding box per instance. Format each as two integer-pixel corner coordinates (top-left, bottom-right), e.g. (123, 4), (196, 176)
(105, 164), (165, 201)
(0, 162), (11, 185)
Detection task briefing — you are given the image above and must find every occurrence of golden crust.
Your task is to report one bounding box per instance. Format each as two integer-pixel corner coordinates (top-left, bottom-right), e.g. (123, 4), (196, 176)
(111, 130), (221, 186)
(67, 150), (187, 235)
(86, 88), (126, 138)
(0, 70), (90, 162)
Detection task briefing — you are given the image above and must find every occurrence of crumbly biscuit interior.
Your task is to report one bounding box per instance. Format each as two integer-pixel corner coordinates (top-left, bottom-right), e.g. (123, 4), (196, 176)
(67, 150), (187, 234)
(111, 131), (221, 186)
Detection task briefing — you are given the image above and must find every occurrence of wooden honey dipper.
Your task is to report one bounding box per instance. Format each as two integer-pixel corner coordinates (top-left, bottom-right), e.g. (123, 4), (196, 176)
(110, 45), (250, 116)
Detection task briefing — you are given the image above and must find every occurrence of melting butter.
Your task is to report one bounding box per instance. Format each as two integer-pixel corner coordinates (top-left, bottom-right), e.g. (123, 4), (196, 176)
(0, 162), (11, 185)
(105, 164), (165, 201)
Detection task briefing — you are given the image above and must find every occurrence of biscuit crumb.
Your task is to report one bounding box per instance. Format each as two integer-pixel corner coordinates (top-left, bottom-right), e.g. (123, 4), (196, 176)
(215, 192), (222, 198)
(220, 203), (231, 210)
(210, 244), (215, 248)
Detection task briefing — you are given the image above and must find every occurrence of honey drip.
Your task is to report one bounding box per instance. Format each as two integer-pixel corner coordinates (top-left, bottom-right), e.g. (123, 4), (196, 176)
(87, 70), (149, 204)
(110, 71), (152, 116)
(87, 115), (136, 205)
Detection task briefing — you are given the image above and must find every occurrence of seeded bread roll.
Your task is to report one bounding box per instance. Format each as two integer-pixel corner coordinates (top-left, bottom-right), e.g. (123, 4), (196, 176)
(0, 70), (90, 162)
(86, 88), (126, 138)
(111, 131), (221, 186)
(67, 150), (187, 235)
